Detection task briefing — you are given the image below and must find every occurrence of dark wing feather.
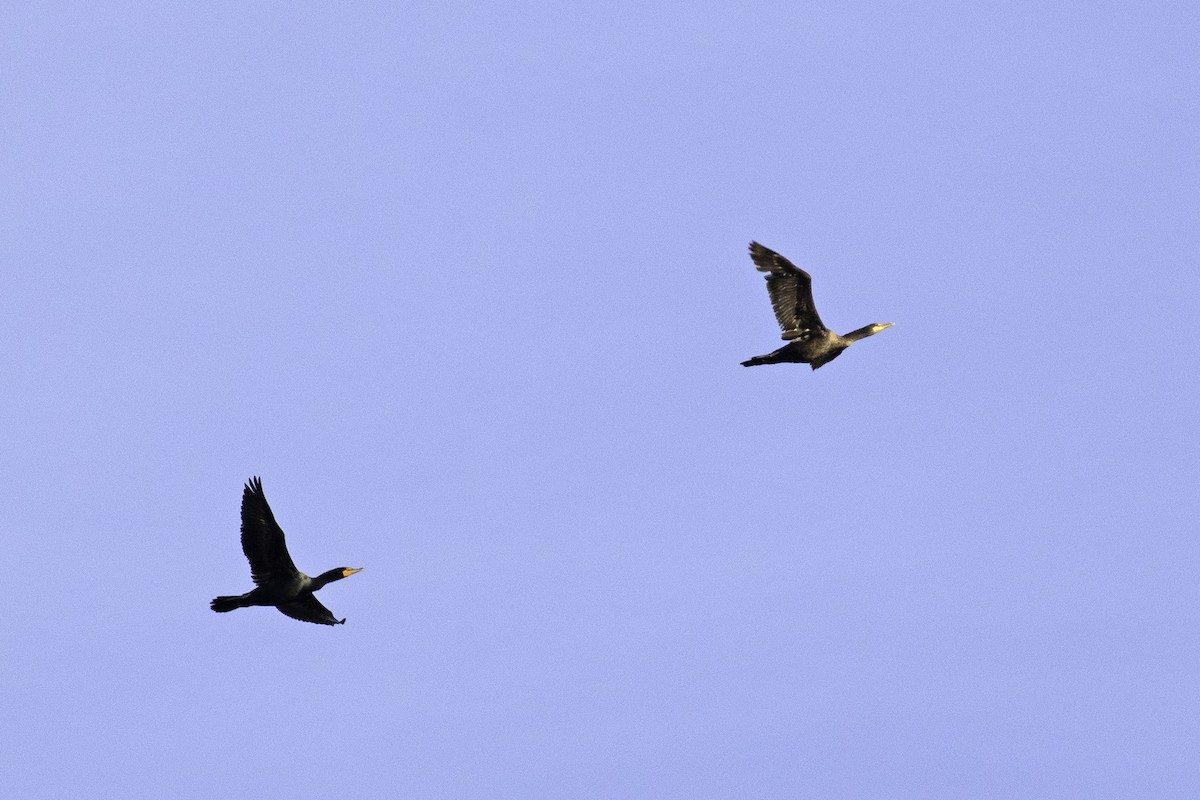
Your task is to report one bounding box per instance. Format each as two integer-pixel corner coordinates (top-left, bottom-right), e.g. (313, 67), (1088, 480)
(277, 594), (344, 626)
(748, 241), (826, 339)
(240, 477), (299, 585)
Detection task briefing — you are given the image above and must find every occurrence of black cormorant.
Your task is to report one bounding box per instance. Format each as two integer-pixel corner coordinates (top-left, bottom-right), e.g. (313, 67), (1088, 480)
(210, 477), (362, 626)
(742, 241), (893, 369)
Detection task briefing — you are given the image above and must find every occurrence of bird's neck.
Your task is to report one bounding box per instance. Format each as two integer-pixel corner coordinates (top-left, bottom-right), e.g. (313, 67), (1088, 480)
(844, 324), (885, 342)
(310, 568), (345, 590)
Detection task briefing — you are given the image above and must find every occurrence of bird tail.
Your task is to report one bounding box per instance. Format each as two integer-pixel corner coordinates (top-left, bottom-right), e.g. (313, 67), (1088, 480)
(210, 595), (248, 613)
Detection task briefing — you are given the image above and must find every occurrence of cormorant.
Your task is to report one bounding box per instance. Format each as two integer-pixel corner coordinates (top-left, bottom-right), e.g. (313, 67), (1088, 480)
(210, 477), (362, 626)
(742, 241), (893, 369)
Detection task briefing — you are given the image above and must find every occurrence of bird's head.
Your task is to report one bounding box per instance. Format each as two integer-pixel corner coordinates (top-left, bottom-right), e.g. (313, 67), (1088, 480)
(312, 566), (364, 589)
(845, 322), (895, 343)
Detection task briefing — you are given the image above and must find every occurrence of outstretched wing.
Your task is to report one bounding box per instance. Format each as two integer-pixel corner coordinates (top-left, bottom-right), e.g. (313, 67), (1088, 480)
(277, 594), (345, 626)
(748, 241), (826, 339)
(240, 477), (299, 585)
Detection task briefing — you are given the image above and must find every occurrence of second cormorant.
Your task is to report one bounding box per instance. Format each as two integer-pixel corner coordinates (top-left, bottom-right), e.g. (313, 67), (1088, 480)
(742, 241), (893, 369)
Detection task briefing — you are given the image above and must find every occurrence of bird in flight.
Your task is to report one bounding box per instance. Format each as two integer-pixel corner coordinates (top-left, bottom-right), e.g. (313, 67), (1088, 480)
(742, 241), (893, 369)
(211, 477), (362, 626)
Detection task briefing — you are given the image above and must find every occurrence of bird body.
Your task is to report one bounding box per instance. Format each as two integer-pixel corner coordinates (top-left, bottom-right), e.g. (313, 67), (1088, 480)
(211, 477), (362, 626)
(740, 324), (892, 368)
(742, 242), (892, 369)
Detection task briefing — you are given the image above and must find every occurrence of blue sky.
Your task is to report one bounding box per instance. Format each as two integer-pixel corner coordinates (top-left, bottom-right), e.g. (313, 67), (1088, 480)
(3, 2), (1199, 797)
